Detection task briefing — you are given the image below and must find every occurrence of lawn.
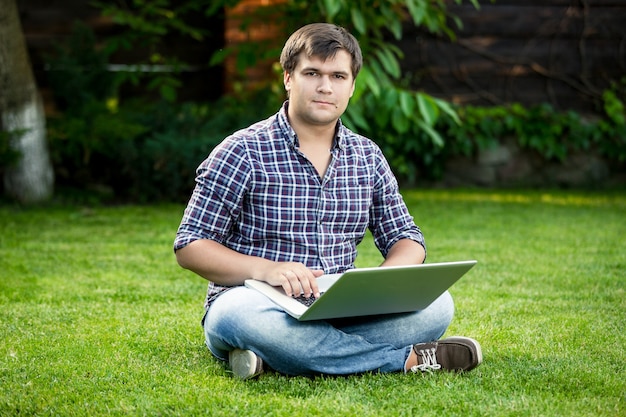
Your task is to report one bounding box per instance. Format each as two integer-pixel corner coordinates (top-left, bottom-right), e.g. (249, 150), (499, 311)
(1, 189), (624, 416)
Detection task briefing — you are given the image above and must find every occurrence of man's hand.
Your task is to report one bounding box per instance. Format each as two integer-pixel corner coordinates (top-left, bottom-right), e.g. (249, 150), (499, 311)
(256, 262), (324, 298)
(176, 239), (324, 297)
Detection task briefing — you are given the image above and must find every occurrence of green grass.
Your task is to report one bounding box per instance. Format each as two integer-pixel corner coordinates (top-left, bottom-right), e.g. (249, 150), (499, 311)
(1, 189), (625, 416)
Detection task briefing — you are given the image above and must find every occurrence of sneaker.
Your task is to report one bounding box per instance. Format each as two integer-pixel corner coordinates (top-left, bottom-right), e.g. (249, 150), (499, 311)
(409, 336), (482, 373)
(228, 349), (264, 379)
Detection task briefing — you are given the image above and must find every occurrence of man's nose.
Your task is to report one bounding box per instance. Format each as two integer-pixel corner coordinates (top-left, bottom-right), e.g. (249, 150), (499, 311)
(317, 76), (332, 93)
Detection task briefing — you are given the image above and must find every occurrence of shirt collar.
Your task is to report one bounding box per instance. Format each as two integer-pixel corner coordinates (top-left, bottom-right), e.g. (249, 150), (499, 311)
(278, 101), (345, 151)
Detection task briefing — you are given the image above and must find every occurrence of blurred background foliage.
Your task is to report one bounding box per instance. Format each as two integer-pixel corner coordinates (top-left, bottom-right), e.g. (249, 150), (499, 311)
(5, 0), (623, 203)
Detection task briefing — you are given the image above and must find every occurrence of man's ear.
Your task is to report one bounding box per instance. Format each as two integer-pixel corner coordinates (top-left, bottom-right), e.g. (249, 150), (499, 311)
(283, 71), (291, 92)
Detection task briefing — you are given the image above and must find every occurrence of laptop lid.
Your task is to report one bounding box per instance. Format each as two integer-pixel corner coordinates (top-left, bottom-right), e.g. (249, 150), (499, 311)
(244, 260), (477, 321)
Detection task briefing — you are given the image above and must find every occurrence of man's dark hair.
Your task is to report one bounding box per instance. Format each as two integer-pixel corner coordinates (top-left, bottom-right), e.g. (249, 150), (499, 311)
(280, 23), (363, 79)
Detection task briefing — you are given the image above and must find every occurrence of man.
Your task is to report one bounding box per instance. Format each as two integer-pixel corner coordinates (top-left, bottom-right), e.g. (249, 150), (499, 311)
(174, 23), (482, 379)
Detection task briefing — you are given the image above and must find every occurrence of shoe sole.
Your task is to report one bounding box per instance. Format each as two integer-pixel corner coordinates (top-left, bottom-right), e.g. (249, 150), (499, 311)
(229, 349), (262, 379)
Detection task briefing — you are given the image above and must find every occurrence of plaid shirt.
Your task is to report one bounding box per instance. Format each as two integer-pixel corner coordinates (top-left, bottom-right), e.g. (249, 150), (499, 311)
(174, 102), (425, 308)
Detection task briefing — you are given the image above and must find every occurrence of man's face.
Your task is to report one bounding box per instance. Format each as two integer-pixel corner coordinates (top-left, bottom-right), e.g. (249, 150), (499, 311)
(284, 50), (356, 129)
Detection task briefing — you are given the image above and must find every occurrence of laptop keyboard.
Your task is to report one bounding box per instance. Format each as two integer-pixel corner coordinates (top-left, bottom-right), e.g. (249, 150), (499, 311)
(294, 292), (324, 307)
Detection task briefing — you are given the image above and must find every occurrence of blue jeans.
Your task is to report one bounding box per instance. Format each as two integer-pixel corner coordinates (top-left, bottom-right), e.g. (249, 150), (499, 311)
(204, 286), (454, 376)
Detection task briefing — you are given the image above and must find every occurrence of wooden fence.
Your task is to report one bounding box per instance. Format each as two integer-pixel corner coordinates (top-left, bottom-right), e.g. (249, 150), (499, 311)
(17, 0), (223, 106)
(399, 0), (626, 114)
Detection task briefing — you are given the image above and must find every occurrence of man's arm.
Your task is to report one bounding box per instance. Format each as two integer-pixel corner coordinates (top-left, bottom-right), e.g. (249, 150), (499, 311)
(380, 238), (426, 267)
(176, 239), (323, 298)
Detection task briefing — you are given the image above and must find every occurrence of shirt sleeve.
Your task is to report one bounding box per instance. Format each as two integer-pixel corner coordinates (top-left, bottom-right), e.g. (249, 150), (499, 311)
(368, 148), (426, 259)
(174, 136), (251, 251)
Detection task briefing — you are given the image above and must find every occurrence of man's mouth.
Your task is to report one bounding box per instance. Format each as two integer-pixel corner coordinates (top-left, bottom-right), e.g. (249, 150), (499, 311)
(313, 100), (337, 108)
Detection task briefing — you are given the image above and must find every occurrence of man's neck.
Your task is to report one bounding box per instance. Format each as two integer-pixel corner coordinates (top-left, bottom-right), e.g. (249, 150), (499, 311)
(287, 117), (337, 177)
(288, 117), (337, 149)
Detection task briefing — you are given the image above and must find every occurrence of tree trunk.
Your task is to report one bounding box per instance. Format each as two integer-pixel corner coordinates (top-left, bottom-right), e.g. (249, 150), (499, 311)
(0, 0), (54, 203)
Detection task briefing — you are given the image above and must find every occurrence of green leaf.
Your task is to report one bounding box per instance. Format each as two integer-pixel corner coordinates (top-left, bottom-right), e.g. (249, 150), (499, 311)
(374, 102), (389, 128)
(351, 8), (367, 35)
(433, 97), (461, 125)
(322, 0), (342, 20)
(417, 93), (439, 126)
(399, 91), (415, 117)
(209, 47), (233, 66)
(375, 48), (401, 79)
(417, 120), (445, 147)
(466, 0), (481, 9)
(388, 19), (402, 40)
(384, 88), (399, 110)
(364, 62), (385, 97)
(391, 110), (410, 134)
(352, 68), (370, 102)
(406, 0), (426, 26)
(345, 105), (369, 131)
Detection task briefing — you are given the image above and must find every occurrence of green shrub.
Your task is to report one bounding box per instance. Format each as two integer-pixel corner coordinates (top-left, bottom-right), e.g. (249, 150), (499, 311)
(47, 99), (148, 197)
(454, 102), (625, 161)
(47, 92), (626, 202)
(42, 20), (284, 203)
(45, 21), (120, 111)
(374, 99), (626, 186)
(445, 103), (597, 160)
(117, 94), (277, 202)
(597, 81), (626, 163)
(48, 91), (278, 203)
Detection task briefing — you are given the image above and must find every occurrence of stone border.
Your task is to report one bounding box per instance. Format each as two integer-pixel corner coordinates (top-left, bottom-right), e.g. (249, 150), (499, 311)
(438, 139), (625, 188)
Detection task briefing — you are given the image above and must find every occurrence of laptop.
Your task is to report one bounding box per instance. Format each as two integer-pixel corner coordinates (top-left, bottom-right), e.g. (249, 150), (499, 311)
(244, 260), (477, 321)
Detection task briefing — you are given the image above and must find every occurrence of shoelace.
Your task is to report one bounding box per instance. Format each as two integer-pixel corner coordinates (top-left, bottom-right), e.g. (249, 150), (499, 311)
(410, 347), (442, 372)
